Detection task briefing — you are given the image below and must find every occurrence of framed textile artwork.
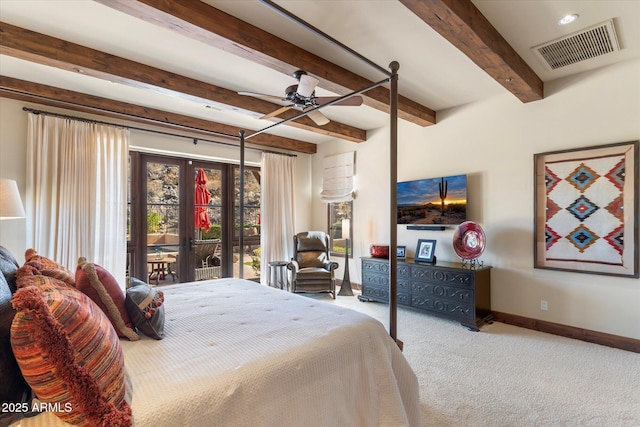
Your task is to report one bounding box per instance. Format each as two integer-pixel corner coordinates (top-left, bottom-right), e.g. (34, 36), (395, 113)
(534, 141), (639, 278)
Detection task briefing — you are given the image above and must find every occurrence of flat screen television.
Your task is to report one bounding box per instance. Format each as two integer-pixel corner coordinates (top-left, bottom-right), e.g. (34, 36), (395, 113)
(397, 174), (467, 226)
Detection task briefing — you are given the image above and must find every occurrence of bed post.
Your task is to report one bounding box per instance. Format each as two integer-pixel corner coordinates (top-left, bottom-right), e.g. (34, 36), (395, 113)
(389, 61), (401, 349)
(239, 129), (245, 279)
(253, 1), (402, 344)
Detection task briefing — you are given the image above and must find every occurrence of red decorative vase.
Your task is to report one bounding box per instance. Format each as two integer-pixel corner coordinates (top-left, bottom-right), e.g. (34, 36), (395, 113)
(369, 244), (389, 258)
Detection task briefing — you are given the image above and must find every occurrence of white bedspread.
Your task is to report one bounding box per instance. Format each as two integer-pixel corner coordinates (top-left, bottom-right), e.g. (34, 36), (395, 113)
(13, 279), (420, 427)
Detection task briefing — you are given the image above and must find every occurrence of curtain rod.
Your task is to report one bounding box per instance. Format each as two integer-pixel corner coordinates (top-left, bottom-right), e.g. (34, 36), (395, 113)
(21, 107), (297, 158)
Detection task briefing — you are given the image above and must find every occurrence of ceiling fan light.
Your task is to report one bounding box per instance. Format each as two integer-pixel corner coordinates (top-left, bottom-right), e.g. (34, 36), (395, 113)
(558, 14), (579, 25)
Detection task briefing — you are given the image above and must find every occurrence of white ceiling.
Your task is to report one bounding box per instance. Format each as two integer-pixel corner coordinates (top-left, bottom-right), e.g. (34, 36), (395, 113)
(1, 0), (639, 147)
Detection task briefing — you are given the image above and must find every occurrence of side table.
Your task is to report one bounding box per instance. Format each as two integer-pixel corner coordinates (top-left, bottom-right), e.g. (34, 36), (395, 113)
(268, 261), (289, 290)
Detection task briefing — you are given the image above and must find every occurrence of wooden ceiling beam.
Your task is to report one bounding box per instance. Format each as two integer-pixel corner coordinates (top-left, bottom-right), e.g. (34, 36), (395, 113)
(0, 21), (364, 143)
(0, 76), (317, 154)
(94, 0), (437, 127)
(400, 0), (543, 103)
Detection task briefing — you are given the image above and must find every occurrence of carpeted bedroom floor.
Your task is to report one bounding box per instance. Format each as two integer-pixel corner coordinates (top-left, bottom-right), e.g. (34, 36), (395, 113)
(307, 290), (640, 427)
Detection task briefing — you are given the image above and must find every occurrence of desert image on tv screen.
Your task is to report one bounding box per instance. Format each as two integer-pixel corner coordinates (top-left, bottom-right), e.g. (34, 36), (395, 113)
(397, 174), (467, 225)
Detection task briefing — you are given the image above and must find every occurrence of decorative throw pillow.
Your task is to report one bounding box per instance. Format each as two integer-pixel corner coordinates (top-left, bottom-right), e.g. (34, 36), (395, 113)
(0, 245), (20, 293)
(0, 272), (33, 426)
(16, 263), (75, 292)
(125, 278), (165, 340)
(75, 257), (139, 341)
(11, 284), (132, 427)
(23, 248), (75, 287)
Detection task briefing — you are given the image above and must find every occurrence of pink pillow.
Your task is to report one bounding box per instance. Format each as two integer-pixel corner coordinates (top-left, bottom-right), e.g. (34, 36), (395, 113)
(75, 258), (139, 341)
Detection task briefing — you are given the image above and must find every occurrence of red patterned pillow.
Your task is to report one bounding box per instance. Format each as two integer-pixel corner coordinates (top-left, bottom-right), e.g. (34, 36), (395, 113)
(24, 248), (75, 287)
(11, 283), (132, 427)
(75, 257), (139, 341)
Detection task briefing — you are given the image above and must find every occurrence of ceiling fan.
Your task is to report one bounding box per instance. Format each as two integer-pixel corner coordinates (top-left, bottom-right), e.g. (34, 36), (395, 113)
(238, 70), (363, 126)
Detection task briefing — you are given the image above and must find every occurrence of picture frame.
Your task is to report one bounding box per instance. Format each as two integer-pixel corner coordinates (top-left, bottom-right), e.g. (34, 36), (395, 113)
(396, 245), (406, 259)
(415, 239), (437, 263)
(534, 141), (639, 278)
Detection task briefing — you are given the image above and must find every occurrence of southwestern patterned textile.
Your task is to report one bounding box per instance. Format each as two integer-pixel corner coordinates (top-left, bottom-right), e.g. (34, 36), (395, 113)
(534, 141), (639, 277)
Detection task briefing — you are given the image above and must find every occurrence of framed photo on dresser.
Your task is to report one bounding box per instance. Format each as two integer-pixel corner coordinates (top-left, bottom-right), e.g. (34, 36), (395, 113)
(415, 239), (437, 263)
(396, 245), (406, 260)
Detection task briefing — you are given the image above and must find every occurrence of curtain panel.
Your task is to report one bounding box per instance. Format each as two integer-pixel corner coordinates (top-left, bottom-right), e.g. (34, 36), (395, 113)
(26, 113), (129, 286)
(259, 153), (296, 285)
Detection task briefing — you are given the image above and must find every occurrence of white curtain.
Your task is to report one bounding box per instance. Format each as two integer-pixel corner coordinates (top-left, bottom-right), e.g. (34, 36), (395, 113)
(260, 153), (296, 286)
(26, 113), (129, 286)
(320, 151), (355, 202)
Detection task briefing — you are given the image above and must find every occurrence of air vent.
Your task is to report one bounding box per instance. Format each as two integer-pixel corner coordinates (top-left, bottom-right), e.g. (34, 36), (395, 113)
(532, 20), (620, 70)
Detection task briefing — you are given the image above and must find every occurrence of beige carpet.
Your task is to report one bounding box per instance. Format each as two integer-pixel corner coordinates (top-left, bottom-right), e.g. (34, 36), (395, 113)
(310, 291), (640, 427)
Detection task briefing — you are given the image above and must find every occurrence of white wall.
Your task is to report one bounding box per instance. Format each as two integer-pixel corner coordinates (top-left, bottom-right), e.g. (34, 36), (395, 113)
(0, 97), (313, 263)
(0, 98), (28, 258)
(312, 59), (640, 340)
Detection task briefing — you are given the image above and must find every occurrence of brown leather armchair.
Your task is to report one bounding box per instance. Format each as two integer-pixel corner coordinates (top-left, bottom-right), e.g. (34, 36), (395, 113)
(287, 231), (339, 299)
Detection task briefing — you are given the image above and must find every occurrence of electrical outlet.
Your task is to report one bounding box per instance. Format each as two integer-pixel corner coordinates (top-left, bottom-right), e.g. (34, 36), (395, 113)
(540, 300), (548, 311)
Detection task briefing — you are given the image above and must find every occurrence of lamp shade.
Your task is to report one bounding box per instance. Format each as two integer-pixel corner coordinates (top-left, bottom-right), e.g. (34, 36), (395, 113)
(0, 179), (26, 219)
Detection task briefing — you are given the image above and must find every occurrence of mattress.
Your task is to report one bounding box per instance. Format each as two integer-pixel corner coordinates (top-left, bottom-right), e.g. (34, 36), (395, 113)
(12, 278), (421, 427)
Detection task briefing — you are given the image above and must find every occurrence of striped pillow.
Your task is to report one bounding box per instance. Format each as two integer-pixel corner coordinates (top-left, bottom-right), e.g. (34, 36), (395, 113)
(11, 281), (132, 426)
(23, 248), (75, 287)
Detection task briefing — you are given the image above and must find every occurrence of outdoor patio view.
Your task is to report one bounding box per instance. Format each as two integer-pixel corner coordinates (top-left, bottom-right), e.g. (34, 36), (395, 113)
(127, 154), (260, 285)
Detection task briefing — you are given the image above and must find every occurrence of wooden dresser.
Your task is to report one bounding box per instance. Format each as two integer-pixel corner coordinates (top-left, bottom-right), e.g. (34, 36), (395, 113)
(359, 257), (492, 331)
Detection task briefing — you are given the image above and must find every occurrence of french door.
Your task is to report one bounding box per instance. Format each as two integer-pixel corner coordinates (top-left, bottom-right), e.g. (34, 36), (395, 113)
(127, 152), (261, 284)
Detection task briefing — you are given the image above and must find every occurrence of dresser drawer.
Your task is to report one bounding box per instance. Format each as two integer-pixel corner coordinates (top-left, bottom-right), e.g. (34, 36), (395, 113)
(361, 283), (389, 302)
(411, 265), (474, 289)
(362, 259), (389, 275)
(398, 292), (410, 306)
(362, 273), (410, 303)
(397, 263), (411, 278)
(410, 282), (474, 303)
(363, 269), (389, 286)
(410, 295), (474, 322)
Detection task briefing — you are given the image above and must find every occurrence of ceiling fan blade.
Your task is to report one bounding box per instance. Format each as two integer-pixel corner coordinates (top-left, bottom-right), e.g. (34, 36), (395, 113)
(238, 91), (288, 103)
(315, 95), (363, 107)
(260, 105), (293, 120)
(297, 74), (319, 98)
(306, 109), (330, 126)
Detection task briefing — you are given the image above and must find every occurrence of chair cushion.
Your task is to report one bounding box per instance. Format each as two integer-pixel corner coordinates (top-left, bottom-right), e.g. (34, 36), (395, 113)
(296, 231), (328, 251)
(297, 251), (329, 268)
(297, 267), (332, 280)
(11, 282), (132, 426)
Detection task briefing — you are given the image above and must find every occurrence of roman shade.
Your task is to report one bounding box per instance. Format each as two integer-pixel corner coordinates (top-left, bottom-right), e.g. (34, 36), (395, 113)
(320, 152), (355, 202)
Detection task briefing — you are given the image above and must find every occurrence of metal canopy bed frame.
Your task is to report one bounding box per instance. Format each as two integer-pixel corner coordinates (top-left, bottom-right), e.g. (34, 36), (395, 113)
(19, 0), (403, 346)
(239, 0), (402, 345)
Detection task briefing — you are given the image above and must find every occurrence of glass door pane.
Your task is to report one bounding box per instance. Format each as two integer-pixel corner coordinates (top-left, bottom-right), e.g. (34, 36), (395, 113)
(234, 167), (261, 280)
(146, 160), (181, 285)
(194, 166), (224, 281)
